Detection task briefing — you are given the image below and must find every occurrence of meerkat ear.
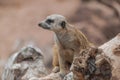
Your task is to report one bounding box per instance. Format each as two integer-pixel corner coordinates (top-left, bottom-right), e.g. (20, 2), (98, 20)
(60, 21), (66, 29)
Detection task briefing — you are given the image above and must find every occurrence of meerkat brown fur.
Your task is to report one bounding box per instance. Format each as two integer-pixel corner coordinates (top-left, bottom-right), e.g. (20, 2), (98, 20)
(38, 14), (91, 77)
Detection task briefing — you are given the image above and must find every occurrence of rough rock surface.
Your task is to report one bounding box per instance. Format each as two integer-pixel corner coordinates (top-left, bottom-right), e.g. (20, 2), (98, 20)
(2, 45), (47, 80)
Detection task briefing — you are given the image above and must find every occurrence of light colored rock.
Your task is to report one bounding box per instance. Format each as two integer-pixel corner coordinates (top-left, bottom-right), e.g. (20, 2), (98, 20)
(2, 45), (47, 80)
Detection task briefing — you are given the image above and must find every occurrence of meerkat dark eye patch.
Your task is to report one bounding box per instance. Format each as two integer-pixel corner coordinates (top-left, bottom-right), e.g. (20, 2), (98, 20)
(60, 21), (66, 29)
(46, 19), (54, 24)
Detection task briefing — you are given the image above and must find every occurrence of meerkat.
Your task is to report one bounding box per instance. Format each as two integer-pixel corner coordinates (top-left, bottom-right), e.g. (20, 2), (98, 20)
(38, 14), (92, 77)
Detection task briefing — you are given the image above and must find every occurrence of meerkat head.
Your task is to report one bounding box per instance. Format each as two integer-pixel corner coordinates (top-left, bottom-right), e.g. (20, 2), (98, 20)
(38, 14), (67, 31)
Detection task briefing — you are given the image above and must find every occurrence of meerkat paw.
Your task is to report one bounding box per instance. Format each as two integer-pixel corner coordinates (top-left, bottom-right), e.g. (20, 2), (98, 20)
(52, 66), (60, 73)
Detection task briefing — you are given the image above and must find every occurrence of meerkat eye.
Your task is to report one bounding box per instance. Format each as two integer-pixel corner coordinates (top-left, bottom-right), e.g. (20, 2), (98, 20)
(60, 21), (66, 29)
(46, 19), (54, 24)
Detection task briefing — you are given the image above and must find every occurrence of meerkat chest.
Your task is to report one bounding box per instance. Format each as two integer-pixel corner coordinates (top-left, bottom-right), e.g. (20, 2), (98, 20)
(55, 32), (80, 50)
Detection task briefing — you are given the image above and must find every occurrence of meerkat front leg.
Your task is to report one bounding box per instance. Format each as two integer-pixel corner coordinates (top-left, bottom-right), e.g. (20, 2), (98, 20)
(52, 44), (60, 73)
(58, 49), (68, 77)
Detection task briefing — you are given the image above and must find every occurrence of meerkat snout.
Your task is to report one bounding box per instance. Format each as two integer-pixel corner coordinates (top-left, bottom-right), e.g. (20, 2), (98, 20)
(38, 21), (51, 29)
(38, 14), (67, 31)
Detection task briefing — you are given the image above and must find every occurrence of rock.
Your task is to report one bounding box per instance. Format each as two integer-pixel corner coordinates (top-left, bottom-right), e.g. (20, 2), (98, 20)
(2, 45), (47, 80)
(63, 72), (73, 80)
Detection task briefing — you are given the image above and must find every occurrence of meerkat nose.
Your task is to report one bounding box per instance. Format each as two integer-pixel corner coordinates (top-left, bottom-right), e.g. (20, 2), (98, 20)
(38, 23), (42, 27)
